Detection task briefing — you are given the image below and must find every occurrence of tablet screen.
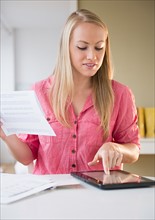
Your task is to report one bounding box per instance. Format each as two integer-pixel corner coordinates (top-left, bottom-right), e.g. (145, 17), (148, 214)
(82, 170), (141, 184)
(71, 170), (155, 189)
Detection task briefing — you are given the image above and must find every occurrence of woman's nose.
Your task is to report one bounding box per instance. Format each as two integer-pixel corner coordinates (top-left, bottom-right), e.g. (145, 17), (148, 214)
(87, 48), (96, 60)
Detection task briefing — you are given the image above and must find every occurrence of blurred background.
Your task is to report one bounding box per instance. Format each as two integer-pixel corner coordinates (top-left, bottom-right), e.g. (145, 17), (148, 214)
(0, 0), (154, 176)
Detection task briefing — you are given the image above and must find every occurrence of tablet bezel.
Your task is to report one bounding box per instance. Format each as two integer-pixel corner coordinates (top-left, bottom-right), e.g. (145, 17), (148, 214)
(71, 170), (155, 189)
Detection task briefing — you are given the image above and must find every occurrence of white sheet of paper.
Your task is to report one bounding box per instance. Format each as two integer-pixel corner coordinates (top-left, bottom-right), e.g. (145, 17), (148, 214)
(0, 91), (56, 136)
(0, 173), (80, 204)
(0, 173), (55, 204)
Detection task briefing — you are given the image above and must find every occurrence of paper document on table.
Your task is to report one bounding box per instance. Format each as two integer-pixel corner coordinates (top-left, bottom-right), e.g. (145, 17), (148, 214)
(0, 173), (55, 204)
(0, 173), (80, 204)
(0, 91), (56, 136)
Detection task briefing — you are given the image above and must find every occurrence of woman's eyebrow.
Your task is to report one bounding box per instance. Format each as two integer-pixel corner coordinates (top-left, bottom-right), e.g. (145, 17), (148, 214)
(96, 40), (105, 44)
(77, 40), (89, 44)
(77, 40), (105, 44)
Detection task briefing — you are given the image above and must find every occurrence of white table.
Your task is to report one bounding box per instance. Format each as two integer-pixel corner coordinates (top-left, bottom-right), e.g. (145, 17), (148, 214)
(1, 174), (155, 220)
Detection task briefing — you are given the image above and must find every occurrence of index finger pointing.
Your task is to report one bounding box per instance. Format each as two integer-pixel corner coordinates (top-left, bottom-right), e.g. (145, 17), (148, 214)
(102, 152), (110, 175)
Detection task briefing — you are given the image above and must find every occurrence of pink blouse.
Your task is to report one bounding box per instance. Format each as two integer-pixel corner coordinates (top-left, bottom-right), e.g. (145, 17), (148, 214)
(18, 77), (140, 174)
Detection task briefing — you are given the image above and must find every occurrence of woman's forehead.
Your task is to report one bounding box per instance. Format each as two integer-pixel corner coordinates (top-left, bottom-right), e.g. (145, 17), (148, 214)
(71, 22), (107, 42)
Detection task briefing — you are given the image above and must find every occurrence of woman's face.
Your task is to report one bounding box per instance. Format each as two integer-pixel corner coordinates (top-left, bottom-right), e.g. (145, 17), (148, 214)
(70, 22), (107, 79)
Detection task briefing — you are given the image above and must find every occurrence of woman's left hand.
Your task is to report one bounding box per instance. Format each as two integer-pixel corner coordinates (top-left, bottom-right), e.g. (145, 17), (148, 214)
(88, 142), (123, 175)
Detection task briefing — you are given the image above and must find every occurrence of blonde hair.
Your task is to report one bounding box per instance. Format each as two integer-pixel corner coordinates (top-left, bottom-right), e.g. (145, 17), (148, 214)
(50, 9), (114, 139)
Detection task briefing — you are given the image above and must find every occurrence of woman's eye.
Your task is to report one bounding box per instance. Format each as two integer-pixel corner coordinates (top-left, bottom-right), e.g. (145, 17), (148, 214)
(95, 47), (103, 51)
(77, 46), (87, 50)
(76, 46), (104, 51)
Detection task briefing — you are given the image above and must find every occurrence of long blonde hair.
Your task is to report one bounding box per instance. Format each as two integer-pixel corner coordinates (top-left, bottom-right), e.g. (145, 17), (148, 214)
(50, 9), (114, 139)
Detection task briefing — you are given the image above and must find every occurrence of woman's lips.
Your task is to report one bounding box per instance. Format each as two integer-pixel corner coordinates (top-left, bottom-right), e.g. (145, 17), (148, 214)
(83, 63), (97, 68)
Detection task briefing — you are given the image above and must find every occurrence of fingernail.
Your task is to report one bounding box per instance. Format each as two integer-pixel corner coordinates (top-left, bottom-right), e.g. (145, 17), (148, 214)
(107, 170), (110, 175)
(105, 170), (110, 175)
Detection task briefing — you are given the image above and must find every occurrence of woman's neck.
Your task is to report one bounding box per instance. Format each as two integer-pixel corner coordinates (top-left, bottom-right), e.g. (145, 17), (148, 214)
(72, 76), (92, 116)
(73, 75), (92, 93)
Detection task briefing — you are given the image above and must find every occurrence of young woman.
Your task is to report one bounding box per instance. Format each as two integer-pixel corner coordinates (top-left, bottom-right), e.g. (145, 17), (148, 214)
(0, 9), (140, 175)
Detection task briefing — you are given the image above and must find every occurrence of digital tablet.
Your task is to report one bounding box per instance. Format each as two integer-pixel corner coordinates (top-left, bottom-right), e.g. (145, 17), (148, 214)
(71, 170), (155, 189)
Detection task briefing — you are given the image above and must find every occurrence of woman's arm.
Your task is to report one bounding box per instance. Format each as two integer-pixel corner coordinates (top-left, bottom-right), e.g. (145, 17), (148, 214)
(0, 126), (34, 165)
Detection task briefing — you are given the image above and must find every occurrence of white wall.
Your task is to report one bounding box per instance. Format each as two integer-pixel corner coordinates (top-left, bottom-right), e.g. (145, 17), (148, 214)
(15, 28), (61, 90)
(1, 25), (15, 91)
(0, 24), (16, 164)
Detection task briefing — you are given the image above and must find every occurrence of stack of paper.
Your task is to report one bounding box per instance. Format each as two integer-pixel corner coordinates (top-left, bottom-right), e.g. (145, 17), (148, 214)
(0, 173), (80, 204)
(0, 173), (55, 204)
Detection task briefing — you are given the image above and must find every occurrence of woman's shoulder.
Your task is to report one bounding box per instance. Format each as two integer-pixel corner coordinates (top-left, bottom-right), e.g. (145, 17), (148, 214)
(31, 76), (54, 110)
(112, 80), (132, 95)
(112, 79), (129, 90)
(112, 80), (135, 104)
(32, 76), (53, 91)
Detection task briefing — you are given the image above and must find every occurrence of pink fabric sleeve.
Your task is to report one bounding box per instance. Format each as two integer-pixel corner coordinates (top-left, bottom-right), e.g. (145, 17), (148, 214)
(17, 134), (39, 159)
(112, 86), (140, 148)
